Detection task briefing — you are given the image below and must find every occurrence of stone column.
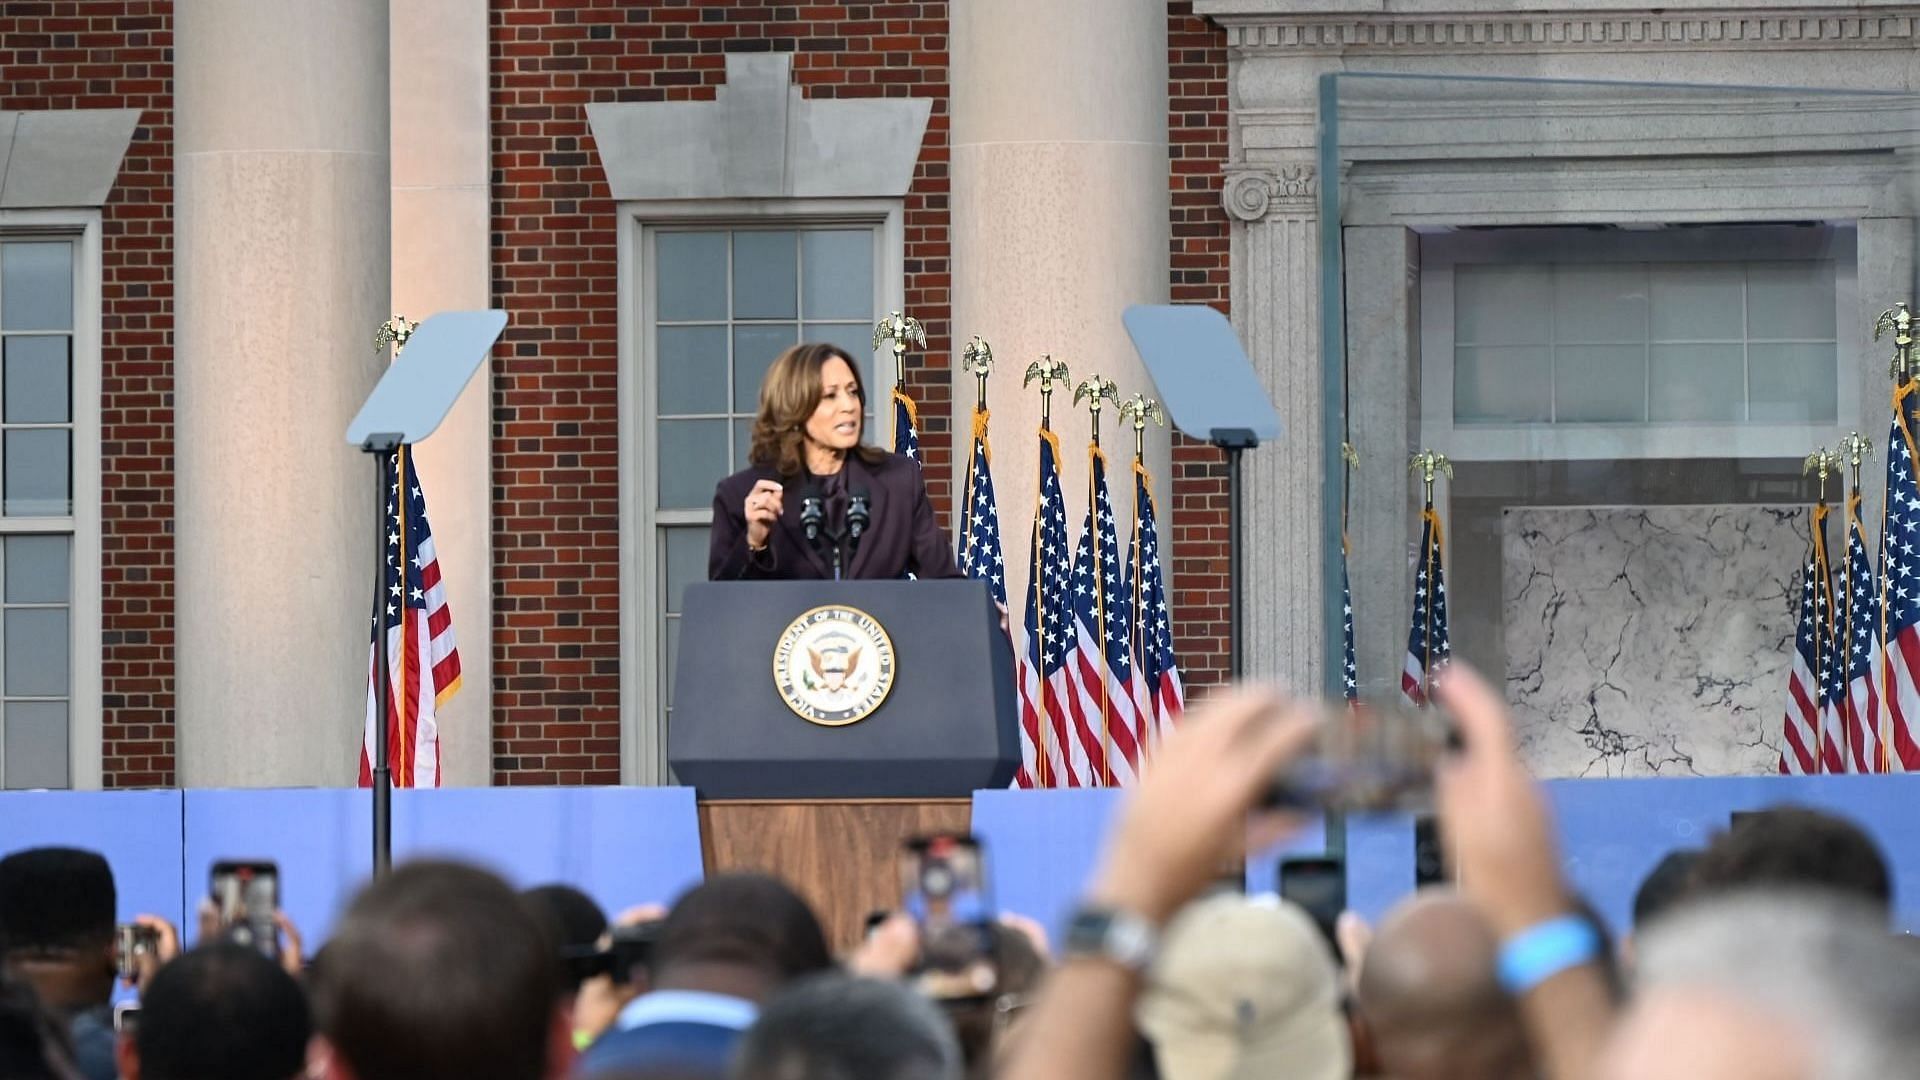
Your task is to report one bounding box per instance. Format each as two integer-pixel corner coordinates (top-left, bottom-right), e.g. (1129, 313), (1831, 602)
(391, 0), (491, 786)
(950, 0), (1170, 616)
(1223, 162), (1325, 687)
(175, 0), (390, 785)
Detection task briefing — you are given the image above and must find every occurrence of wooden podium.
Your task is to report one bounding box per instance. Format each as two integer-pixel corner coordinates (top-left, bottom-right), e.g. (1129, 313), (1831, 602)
(699, 798), (972, 949)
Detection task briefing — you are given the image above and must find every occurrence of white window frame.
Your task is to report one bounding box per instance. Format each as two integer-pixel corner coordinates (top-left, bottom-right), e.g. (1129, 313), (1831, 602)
(0, 209), (103, 790)
(1419, 224), (1858, 462)
(617, 198), (907, 785)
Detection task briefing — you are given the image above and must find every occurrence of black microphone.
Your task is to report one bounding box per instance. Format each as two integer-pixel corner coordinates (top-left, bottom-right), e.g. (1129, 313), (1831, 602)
(800, 485), (825, 546)
(847, 488), (871, 550)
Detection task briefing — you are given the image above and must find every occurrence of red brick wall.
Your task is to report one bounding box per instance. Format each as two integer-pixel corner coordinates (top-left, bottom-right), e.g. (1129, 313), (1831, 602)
(1, 0), (177, 787)
(1165, 1), (1230, 693)
(489, 0), (951, 784)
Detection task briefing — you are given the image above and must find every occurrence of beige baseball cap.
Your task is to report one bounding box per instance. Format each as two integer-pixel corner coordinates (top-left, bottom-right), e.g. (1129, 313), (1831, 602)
(1136, 892), (1351, 1080)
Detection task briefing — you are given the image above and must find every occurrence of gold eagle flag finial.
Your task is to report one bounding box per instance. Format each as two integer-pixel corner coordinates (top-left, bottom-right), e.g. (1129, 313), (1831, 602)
(872, 312), (926, 390)
(1876, 302), (1914, 380)
(1408, 449), (1453, 504)
(1024, 355), (1071, 429)
(1117, 394), (1164, 460)
(1805, 447), (1842, 502)
(1074, 375), (1120, 448)
(962, 336), (994, 409)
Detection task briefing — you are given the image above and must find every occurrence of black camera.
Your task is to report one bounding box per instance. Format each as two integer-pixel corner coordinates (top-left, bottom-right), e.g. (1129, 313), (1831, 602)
(561, 920), (662, 989)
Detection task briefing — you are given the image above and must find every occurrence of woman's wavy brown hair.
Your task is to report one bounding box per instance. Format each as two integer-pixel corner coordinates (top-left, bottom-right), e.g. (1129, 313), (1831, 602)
(748, 342), (888, 478)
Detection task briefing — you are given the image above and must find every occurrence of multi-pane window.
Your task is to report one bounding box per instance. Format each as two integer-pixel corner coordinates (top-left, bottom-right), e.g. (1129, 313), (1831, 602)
(0, 239), (75, 789)
(648, 225), (881, 751)
(1453, 260), (1838, 426)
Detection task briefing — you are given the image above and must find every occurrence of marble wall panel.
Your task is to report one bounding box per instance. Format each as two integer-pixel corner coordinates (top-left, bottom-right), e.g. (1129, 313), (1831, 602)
(1503, 505), (1804, 777)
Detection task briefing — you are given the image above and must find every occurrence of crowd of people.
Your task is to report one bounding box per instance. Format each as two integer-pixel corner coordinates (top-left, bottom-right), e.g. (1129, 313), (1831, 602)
(2, 664), (1916, 1080)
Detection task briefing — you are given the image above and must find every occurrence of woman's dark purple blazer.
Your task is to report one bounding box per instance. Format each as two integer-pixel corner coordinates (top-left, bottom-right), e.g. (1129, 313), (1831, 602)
(708, 450), (963, 581)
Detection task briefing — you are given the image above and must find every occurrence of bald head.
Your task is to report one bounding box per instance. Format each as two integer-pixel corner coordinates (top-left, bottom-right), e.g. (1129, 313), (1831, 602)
(1356, 892), (1531, 1080)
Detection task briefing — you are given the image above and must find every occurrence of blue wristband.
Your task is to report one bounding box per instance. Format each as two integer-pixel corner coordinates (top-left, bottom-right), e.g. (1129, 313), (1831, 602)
(1497, 915), (1600, 995)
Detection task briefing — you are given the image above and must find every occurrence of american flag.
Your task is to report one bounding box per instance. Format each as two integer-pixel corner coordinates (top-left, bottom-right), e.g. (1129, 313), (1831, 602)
(1126, 460), (1182, 750)
(1342, 534), (1358, 701)
(1401, 506), (1451, 707)
(1877, 382), (1920, 771)
(360, 446), (461, 788)
(1778, 505), (1834, 775)
(892, 387), (921, 465)
(957, 407), (1007, 605)
(1065, 447), (1143, 786)
(1842, 493), (1883, 773)
(1016, 431), (1077, 788)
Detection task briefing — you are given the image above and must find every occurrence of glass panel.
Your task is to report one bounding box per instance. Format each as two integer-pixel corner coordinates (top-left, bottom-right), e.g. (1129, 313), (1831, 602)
(1554, 345), (1647, 422)
(4, 701), (67, 790)
(663, 527), (707, 612)
(1649, 344), (1745, 421)
(655, 231), (727, 322)
(656, 325), (728, 415)
(804, 323), (878, 395)
(734, 418), (755, 471)
(3, 429), (69, 516)
(3, 337), (70, 424)
(733, 324), (799, 412)
(5, 535), (68, 604)
(1554, 265), (1646, 343)
(1454, 346), (1551, 423)
(1455, 266), (1551, 345)
(5, 608), (67, 697)
(657, 420), (729, 510)
(732, 231), (798, 319)
(1749, 343), (1838, 422)
(801, 230), (874, 320)
(1747, 261), (1836, 340)
(1649, 263), (1743, 341)
(663, 616), (681, 709)
(1, 243), (73, 332)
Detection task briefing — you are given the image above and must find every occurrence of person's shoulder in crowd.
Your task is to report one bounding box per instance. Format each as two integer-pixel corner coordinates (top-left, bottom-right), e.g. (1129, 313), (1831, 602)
(574, 990), (756, 1080)
(66, 1004), (115, 1080)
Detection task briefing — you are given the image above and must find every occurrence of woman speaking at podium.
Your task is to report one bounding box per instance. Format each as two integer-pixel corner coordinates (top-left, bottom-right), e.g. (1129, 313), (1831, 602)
(709, 342), (962, 581)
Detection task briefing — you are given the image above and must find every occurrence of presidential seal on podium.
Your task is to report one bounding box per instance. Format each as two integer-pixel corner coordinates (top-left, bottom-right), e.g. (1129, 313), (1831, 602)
(773, 605), (897, 726)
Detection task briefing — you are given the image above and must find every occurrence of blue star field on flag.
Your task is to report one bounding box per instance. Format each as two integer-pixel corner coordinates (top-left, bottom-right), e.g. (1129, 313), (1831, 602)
(957, 411), (1007, 607)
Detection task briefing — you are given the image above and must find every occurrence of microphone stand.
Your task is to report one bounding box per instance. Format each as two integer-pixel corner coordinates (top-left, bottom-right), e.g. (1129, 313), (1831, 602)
(801, 486), (868, 582)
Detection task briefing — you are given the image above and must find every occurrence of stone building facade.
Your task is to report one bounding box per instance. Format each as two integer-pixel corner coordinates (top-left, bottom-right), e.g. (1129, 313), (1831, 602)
(0, 0), (1911, 787)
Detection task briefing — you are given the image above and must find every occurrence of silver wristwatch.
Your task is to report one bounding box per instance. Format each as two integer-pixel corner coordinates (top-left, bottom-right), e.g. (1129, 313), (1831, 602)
(1062, 905), (1159, 972)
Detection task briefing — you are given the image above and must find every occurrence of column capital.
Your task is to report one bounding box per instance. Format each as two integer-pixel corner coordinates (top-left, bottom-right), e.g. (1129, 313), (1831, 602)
(1222, 163), (1317, 221)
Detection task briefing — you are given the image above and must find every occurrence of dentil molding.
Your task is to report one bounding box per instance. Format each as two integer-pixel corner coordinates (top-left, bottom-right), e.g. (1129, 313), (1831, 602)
(1211, 11), (1920, 53)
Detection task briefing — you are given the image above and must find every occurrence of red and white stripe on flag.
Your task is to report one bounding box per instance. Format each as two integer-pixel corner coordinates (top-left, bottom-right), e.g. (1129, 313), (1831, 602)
(361, 447), (461, 788)
(1873, 381), (1920, 771)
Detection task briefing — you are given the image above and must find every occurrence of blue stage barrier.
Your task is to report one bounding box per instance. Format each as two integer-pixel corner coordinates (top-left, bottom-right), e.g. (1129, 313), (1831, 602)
(1272, 775), (1920, 936)
(181, 787), (706, 945)
(982, 776), (1920, 941)
(0, 789), (188, 927)
(971, 788), (1123, 942)
(0, 787), (704, 954)
(973, 788), (1325, 942)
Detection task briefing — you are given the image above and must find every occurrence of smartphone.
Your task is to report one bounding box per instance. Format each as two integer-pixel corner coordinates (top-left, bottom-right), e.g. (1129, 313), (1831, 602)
(113, 1002), (140, 1036)
(1266, 698), (1451, 813)
(899, 835), (998, 1001)
(1413, 814), (1450, 886)
(1278, 856), (1346, 964)
(210, 859), (280, 960)
(114, 923), (159, 981)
